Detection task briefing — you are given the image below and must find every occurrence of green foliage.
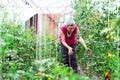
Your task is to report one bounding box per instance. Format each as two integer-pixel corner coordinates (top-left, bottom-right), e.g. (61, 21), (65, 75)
(30, 58), (91, 80)
(39, 35), (61, 58)
(52, 65), (91, 80)
(73, 0), (120, 79)
(0, 20), (37, 79)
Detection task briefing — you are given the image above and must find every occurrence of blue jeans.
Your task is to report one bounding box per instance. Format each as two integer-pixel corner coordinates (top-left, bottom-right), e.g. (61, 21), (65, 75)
(61, 44), (77, 73)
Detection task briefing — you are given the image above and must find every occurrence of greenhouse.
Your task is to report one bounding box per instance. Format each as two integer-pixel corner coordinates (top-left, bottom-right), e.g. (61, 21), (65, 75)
(0, 0), (120, 80)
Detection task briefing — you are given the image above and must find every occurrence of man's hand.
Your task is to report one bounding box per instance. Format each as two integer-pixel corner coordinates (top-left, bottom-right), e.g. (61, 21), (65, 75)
(68, 47), (73, 55)
(86, 48), (93, 55)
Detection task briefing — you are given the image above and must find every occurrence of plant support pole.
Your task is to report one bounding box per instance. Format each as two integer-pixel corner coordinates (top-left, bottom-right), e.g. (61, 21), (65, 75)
(69, 55), (71, 67)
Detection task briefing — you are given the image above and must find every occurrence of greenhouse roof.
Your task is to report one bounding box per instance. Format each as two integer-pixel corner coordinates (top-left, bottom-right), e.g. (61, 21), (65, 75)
(38, 0), (73, 14)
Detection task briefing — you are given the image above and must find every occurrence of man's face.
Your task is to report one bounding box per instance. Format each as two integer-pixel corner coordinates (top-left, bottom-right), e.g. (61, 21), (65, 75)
(67, 26), (75, 33)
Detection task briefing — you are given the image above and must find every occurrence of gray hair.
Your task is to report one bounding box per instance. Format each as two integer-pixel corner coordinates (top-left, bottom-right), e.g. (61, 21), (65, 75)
(66, 19), (75, 27)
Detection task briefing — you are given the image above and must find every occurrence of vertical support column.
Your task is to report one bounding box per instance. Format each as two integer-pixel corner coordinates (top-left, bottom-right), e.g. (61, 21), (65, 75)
(55, 14), (59, 60)
(38, 13), (42, 60)
(36, 14), (38, 34)
(30, 17), (33, 27)
(44, 15), (47, 59)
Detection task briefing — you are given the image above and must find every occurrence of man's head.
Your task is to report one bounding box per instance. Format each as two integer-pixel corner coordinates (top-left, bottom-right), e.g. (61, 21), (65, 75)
(66, 19), (75, 33)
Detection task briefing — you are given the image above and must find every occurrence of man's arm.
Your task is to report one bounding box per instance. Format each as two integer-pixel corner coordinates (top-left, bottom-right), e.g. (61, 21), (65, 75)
(77, 28), (93, 55)
(77, 29), (88, 50)
(78, 36), (88, 50)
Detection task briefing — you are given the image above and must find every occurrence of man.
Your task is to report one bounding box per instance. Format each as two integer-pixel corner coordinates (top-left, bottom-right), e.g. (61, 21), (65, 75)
(59, 19), (89, 73)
